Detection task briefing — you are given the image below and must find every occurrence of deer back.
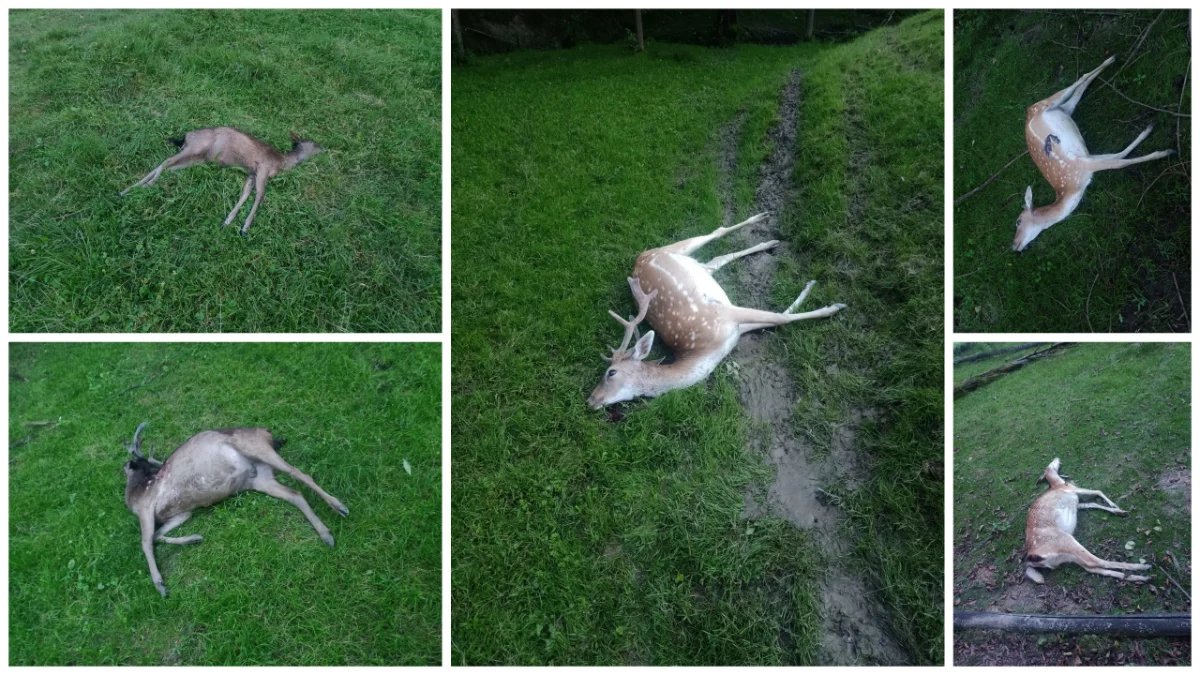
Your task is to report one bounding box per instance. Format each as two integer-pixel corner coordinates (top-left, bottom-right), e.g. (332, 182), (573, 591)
(127, 428), (272, 520)
(189, 127), (285, 175)
(632, 249), (737, 355)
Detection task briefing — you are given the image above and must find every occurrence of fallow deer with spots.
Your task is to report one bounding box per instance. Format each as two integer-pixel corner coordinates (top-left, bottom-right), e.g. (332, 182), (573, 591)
(1024, 457), (1151, 584)
(587, 212), (846, 409)
(1014, 55), (1174, 251)
(123, 422), (348, 597)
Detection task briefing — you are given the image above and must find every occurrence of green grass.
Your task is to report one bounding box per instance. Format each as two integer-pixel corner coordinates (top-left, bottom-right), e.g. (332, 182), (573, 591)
(452, 11), (943, 665)
(954, 342), (1191, 664)
(9, 10), (441, 332)
(954, 10), (1190, 332)
(9, 343), (441, 665)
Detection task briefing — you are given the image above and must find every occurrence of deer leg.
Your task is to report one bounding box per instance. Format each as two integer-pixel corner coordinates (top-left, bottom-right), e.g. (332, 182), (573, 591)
(1089, 123), (1155, 161)
(1087, 149), (1174, 172)
(137, 510), (168, 597)
(658, 212), (770, 255)
(244, 445), (349, 517)
(1055, 532), (1151, 574)
(223, 174), (254, 228)
(154, 511), (202, 545)
(1055, 55), (1116, 114)
(119, 161), (171, 196)
(1076, 502), (1127, 516)
(252, 474), (336, 547)
(1081, 567), (1151, 581)
(703, 240), (779, 271)
(728, 299), (846, 334)
(1072, 488), (1122, 510)
(240, 172), (269, 235)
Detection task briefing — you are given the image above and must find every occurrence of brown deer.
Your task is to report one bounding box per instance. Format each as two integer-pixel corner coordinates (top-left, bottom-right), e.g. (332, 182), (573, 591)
(1014, 55), (1174, 251)
(118, 127), (323, 235)
(1024, 457), (1150, 584)
(587, 212), (846, 409)
(123, 422), (348, 597)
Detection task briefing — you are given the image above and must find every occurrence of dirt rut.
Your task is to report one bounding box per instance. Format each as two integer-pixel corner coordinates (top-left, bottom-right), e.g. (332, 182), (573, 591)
(721, 68), (908, 666)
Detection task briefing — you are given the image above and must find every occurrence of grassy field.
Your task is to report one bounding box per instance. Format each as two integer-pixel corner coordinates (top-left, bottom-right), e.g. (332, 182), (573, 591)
(9, 10), (441, 332)
(953, 342), (1191, 666)
(9, 343), (441, 665)
(953, 10), (1191, 332)
(452, 11), (943, 665)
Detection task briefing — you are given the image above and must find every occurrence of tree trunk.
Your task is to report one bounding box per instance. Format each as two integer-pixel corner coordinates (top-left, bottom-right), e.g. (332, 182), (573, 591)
(452, 9), (465, 60)
(806, 10), (816, 40)
(955, 611), (1191, 637)
(954, 343), (1044, 364)
(635, 10), (644, 52)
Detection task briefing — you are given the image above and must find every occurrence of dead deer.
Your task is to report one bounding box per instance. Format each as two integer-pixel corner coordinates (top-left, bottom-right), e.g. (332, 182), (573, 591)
(587, 212), (846, 409)
(118, 127), (323, 235)
(1024, 457), (1150, 584)
(1014, 55), (1174, 251)
(122, 422), (348, 597)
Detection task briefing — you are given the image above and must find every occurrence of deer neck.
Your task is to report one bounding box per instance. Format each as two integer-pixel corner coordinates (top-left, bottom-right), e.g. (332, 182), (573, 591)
(281, 149), (311, 171)
(1030, 189), (1085, 230)
(634, 350), (727, 398)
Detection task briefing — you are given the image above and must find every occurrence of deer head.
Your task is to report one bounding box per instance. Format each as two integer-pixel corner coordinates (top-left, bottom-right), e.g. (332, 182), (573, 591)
(288, 130), (324, 163)
(1013, 186), (1047, 251)
(587, 277), (658, 410)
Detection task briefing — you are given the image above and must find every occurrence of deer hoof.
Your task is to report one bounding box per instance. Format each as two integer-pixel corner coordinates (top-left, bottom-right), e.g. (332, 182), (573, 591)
(322, 533), (336, 548)
(156, 582), (169, 598)
(332, 501), (350, 518)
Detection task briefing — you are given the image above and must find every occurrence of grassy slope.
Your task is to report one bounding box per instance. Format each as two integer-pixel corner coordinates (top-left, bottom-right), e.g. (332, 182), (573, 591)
(783, 13), (944, 662)
(9, 10), (441, 332)
(452, 11), (943, 665)
(953, 10), (1190, 332)
(954, 343), (1191, 663)
(9, 343), (441, 665)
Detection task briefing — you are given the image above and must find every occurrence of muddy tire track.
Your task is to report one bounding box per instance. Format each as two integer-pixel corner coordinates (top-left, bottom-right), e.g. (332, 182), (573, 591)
(719, 68), (908, 665)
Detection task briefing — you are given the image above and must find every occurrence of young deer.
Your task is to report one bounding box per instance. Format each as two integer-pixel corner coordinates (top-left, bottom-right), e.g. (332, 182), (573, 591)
(1024, 457), (1151, 584)
(118, 127), (323, 235)
(123, 422), (348, 597)
(1014, 55), (1174, 251)
(587, 212), (846, 409)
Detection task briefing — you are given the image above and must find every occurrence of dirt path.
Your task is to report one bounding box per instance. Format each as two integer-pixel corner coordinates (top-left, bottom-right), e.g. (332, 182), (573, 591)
(721, 68), (908, 666)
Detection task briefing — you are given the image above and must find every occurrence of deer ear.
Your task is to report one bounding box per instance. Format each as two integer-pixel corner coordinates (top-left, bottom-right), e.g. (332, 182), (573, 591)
(632, 331), (655, 361)
(1024, 186), (1033, 211)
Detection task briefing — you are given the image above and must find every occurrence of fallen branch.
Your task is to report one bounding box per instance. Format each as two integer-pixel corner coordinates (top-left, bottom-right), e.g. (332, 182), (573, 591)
(954, 343), (1076, 399)
(955, 611), (1191, 637)
(1157, 563), (1192, 603)
(1098, 77), (1191, 117)
(954, 343), (1044, 364)
(954, 150), (1029, 206)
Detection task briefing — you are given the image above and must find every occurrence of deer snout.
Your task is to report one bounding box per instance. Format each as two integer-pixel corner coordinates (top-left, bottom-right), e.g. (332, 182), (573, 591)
(586, 391), (606, 410)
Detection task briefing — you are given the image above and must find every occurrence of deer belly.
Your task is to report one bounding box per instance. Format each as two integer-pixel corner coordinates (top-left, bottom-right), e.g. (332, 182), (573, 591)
(1028, 112), (1091, 191)
(1053, 495), (1079, 534)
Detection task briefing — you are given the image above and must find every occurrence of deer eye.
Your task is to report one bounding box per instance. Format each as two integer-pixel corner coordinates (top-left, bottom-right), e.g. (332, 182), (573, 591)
(607, 369), (617, 378)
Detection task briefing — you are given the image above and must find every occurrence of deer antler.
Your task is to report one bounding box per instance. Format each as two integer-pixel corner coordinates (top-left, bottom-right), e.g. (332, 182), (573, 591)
(606, 277), (657, 359)
(126, 422), (148, 458)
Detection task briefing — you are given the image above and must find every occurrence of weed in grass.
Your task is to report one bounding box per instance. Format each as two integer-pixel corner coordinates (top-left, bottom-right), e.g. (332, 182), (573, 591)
(453, 10), (943, 665)
(9, 10), (441, 332)
(953, 10), (1190, 332)
(954, 342), (1191, 666)
(9, 343), (442, 665)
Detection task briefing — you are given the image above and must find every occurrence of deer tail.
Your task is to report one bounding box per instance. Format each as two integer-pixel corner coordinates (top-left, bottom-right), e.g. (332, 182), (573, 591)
(166, 136), (186, 148)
